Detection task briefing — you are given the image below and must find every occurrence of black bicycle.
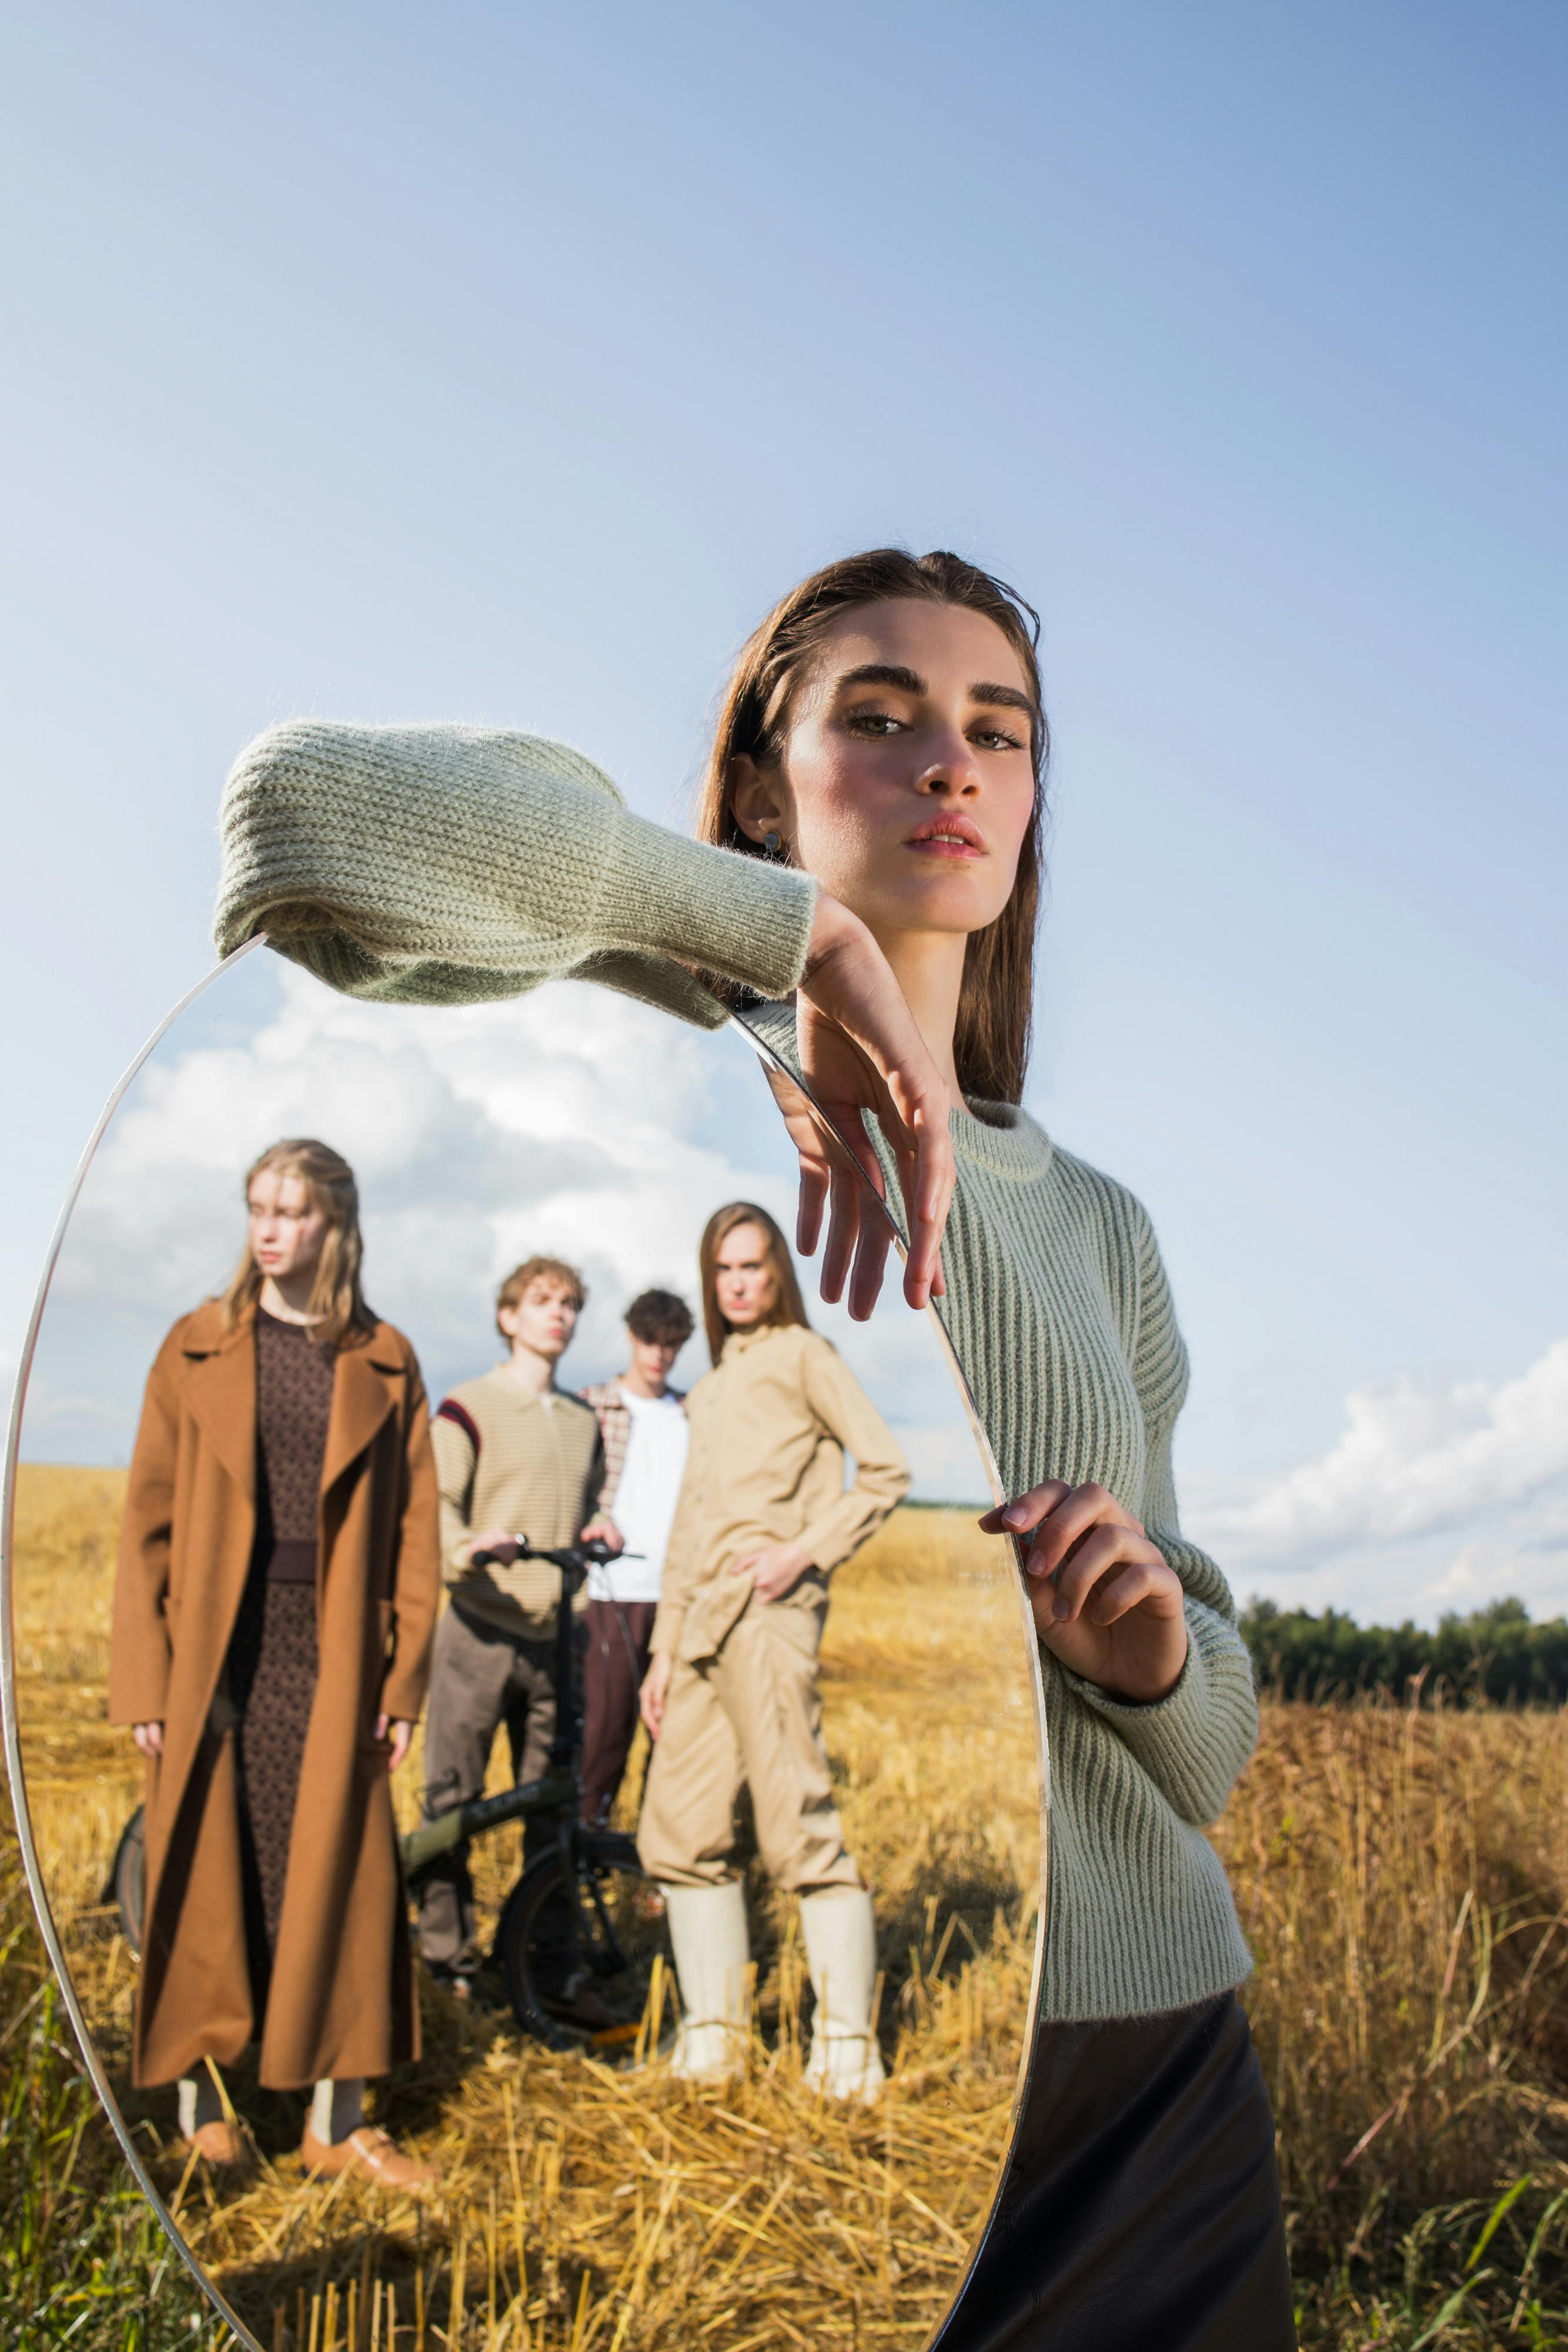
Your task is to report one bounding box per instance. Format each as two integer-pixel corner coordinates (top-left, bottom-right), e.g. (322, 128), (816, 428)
(111, 1538), (670, 2059)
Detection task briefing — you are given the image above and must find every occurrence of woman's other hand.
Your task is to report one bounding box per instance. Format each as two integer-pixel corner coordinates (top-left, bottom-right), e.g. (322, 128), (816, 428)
(580, 1515), (623, 1551)
(787, 892), (954, 1318)
(373, 1715), (414, 1771)
(729, 1540), (812, 1605)
(132, 1721), (163, 1759)
(981, 1482), (1189, 1703)
(639, 1652), (673, 1740)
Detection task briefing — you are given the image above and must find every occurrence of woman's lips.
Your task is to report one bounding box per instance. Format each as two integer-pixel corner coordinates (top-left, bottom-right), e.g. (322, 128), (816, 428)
(907, 833), (985, 858)
(906, 816), (986, 859)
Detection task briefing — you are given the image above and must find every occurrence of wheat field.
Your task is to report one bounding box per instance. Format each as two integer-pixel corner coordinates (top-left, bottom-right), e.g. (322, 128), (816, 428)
(8, 1467), (1041, 2351)
(13, 1465), (1568, 2348)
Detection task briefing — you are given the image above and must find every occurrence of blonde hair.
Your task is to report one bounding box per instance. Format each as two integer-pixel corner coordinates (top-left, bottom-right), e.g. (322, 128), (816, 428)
(220, 1138), (375, 1348)
(698, 1202), (809, 1365)
(495, 1255), (588, 1337)
(693, 547), (1048, 1106)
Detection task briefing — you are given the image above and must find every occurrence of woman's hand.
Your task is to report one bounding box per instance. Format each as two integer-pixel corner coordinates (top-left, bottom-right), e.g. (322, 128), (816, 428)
(981, 1481), (1189, 1703)
(373, 1715), (414, 1771)
(132, 1721), (163, 1759)
(580, 1515), (623, 1551)
(639, 1652), (673, 1740)
(728, 1539), (812, 1605)
(781, 892), (954, 1318)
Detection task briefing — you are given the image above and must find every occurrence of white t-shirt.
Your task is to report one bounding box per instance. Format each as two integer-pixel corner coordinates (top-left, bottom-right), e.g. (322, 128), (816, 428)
(589, 1388), (690, 1605)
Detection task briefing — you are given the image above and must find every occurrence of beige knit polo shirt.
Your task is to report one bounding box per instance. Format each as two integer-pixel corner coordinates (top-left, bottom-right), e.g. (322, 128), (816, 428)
(432, 1365), (604, 1641)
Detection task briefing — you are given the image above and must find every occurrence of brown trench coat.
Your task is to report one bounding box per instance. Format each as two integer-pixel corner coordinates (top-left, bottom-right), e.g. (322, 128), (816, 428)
(108, 1299), (440, 2090)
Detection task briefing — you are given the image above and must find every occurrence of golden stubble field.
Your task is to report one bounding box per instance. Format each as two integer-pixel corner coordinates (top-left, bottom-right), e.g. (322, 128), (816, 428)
(14, 1464), (1568, 2349)
(8, 1467), (1042, 2352)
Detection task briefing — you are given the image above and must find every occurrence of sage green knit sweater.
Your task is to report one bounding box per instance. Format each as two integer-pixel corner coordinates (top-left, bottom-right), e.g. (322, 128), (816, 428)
(216, 721), (1256, 2022)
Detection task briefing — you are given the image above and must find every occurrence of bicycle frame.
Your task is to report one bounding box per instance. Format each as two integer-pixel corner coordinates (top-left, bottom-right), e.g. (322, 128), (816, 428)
(400, 1536), (631, 1883)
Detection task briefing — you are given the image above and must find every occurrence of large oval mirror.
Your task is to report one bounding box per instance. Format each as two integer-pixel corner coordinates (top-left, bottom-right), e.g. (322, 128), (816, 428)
(3, 945), (1045, 2350)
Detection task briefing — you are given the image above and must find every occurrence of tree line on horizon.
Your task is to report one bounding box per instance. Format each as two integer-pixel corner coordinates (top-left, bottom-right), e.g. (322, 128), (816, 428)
(1239, 1594), (1568, 1707)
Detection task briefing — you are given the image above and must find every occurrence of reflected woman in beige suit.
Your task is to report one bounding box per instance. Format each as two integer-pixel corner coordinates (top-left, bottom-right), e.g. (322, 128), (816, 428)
(637, 1201), (909, 2096)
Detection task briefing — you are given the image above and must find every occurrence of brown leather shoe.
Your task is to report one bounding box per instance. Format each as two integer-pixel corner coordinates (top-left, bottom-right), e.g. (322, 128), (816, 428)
(182, 2117), (246, 2167)
(300, 2123), (439, 2194)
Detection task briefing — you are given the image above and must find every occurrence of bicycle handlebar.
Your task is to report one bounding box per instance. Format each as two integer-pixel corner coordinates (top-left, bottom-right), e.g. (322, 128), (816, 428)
(470, 1536), (643, 1570)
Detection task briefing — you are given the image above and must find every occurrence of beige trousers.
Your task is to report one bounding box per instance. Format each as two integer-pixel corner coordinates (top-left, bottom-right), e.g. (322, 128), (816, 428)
(636, 1591), (862, 1895)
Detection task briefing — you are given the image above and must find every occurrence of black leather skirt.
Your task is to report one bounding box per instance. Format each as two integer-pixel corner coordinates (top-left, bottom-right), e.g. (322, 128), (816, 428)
(934, 1992), (1296, 2351)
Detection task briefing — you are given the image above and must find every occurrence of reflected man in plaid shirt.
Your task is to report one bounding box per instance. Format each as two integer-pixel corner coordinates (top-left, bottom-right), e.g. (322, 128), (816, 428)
(578, 1289), (695, 1825)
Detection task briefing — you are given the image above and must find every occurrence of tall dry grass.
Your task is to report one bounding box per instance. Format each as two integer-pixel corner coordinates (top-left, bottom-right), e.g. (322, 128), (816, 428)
(14, 1464), (1568, 2346)
(1215, 1702), (1568, 2344)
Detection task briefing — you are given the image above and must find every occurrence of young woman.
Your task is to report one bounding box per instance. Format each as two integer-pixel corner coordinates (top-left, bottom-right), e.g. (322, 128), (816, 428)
(109, 1138), (440, 2192)
(635, 1202), (908, 2095)
(215, 550), (1295, 2343)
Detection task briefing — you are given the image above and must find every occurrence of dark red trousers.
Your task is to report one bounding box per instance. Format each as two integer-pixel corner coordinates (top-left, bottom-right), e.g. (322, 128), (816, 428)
(580, 1599), (657, 1825)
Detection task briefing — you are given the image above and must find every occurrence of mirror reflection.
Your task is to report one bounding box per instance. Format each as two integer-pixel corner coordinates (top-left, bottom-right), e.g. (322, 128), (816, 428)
(11, 955), (1041, 2350)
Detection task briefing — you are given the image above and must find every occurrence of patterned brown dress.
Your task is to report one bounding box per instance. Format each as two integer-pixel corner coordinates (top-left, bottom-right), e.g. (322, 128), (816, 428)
(227, 1309), (335, 2008)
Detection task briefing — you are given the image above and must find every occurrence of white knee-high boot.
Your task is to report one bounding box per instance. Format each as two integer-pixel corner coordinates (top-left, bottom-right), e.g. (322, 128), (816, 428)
(663, 1881), (750, 2082)
(800, 1887), (885, 2101)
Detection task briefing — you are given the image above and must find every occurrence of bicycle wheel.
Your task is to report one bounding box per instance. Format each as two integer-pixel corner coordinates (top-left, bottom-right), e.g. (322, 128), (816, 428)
(111, 1806), (146, 1959)
(496, 1846), (672, 2060)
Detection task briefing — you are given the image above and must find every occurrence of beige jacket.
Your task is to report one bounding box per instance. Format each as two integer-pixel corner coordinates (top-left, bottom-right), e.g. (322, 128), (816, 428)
(651, 1322), (909, 1665)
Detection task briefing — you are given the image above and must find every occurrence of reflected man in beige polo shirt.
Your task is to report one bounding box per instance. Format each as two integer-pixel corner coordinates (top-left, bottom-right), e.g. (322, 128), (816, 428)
(418, 1255), (605, 2012)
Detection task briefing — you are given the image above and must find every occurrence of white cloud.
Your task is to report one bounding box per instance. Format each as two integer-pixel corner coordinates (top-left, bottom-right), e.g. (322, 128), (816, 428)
(18, 962), (982, 1499)
(1186, 1341), (1568, 1622)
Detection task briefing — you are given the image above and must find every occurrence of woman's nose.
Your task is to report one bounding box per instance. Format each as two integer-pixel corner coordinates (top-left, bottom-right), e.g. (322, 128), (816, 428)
(916, 729), (982, 794)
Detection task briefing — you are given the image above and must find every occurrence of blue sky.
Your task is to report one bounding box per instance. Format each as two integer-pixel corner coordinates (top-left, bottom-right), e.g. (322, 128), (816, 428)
(4, 2), (1565, 1618)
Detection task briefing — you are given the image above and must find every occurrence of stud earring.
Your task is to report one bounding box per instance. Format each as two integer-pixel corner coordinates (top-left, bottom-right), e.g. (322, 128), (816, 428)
(763, 829), (784, 858)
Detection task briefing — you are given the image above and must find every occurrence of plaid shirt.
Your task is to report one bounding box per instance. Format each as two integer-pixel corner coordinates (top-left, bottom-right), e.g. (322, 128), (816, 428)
(579, 1377), (687, 1515)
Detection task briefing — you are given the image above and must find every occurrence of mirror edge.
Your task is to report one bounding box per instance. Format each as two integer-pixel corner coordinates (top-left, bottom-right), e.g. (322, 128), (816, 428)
(1, 938), (269, 2352)
(724, 1004), (1052, 2346)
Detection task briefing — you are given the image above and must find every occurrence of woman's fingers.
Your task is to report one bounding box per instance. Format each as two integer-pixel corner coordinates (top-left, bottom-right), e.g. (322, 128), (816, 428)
(1049, 1529), (1172, 1624)
(795, 894), (955, 1312)
(979, 1481), (1071, 1540)
(984, 1481), (1145, 1579)
(882, 1077), (954, 1309)
(817, 1158), (863, 1305)
(1042, 1524), (1142, 1618)
(1083, 1561), (1180, 1628)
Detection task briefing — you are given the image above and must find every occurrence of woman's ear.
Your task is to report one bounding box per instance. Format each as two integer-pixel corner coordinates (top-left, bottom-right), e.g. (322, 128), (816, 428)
(728, 754), (788, 848)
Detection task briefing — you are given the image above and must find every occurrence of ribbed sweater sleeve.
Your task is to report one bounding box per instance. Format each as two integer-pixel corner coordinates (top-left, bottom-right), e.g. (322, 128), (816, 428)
(213, 721), (818, 1023)
(1062, 1201), (1259, 1828)
(1063, 1600), (1258, 1828)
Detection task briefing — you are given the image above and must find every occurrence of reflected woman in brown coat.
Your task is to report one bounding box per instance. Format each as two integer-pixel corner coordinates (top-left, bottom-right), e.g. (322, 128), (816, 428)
(109, 1138), (440, 2190)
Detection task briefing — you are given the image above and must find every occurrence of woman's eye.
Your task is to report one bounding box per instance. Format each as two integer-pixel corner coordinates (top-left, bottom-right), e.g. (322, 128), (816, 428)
(847, 710), (904, 737)
(973, 727), (1024, 752)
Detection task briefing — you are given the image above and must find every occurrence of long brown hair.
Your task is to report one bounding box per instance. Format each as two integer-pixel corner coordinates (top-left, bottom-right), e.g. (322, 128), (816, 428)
(220, 1138), (376, 1348)
(694, 547), (1049, 1105)
(698, 1201), (810, 1365)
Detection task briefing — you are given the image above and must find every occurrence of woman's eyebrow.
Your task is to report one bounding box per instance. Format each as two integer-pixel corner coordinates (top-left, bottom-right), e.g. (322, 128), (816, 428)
(834, 661), (1034, 720)
(835, 662), (926, 695)
(971, 680), (1035, 717)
